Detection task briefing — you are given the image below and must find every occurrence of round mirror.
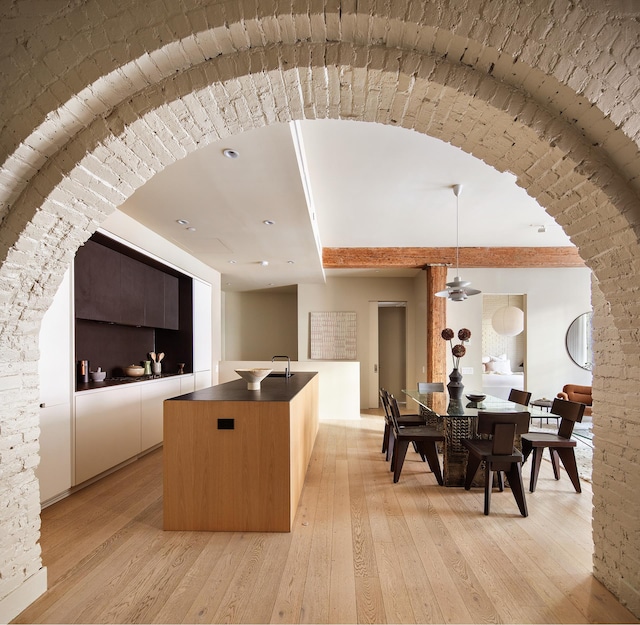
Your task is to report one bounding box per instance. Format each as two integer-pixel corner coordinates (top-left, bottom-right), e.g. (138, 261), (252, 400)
(566, 312), (593, 371)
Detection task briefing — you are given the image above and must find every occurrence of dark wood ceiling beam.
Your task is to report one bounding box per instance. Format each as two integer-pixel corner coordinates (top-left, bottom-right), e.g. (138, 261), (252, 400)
(323, 247), (585, 268)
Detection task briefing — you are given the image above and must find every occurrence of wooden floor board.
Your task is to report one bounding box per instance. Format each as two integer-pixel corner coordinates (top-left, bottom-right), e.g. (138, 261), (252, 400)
(13, 414), (639, 625)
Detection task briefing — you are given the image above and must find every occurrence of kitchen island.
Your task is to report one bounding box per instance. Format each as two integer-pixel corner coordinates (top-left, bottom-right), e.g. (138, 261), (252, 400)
(163, 372), (319, 532)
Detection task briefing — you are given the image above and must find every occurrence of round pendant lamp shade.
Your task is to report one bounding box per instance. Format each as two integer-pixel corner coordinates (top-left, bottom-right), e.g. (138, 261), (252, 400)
(492, 305), (524, 336)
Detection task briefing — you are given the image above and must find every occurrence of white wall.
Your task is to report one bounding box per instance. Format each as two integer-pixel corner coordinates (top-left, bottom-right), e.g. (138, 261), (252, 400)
(444, 267), (592, 401)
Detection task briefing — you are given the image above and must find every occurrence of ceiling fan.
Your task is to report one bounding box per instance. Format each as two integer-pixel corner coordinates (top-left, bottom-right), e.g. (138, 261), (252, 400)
(435, 184), (481, 302)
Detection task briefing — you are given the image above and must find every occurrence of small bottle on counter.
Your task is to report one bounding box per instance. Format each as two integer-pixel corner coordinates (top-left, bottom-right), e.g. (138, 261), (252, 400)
(77, 360), (89, 383)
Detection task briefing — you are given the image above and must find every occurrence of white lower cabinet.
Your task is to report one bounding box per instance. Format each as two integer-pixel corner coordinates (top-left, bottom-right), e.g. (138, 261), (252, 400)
(37, 403), (72, 502)
(75, 376), (193, 485)
(141, 377), (182, 450)
(75, 386), (141, 484)
(180, 374), (195, 394)
(195, 370), (212, 390)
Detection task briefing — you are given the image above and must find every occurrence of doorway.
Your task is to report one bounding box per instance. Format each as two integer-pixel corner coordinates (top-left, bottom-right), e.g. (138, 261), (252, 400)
(378, 303), (407, 401)
(481, 294), (526, 400)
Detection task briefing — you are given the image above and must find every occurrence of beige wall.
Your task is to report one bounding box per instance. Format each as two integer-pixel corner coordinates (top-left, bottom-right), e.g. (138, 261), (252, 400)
(223, 290), (298, 361)
(298, 276), (418, 409)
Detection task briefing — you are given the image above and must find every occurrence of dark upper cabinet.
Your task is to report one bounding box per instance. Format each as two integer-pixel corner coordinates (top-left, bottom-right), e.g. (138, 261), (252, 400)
(119, 255), (146, 326)
(74, 239), (181, 330)
(163, 274), (180, 330)
(75, 241), (121, 323)
(143, 264), (165, 328)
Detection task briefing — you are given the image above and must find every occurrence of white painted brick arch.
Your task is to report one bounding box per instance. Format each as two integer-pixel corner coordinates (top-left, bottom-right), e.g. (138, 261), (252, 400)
(1, 1), (639, 617)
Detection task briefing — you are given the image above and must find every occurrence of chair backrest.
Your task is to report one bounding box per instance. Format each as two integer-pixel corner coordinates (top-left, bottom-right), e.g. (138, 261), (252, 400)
(418, 382), (445, 393)
(388, 394), (402, 432)
(477, 411), (531, 436)
(379, 388), (392, 419)
(508, 388), (532, 406)
(551, 397), (585, 438)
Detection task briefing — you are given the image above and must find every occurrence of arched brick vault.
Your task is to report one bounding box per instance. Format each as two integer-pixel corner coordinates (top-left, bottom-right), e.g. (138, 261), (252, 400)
(1, 1), (639, 614)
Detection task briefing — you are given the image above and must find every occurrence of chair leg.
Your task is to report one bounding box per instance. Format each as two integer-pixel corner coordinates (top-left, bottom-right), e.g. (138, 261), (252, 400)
(393, 440), (411, 483)
(464, 455), (483, 490)
(386, 431), (395, 462)
(496, 471), (505, 492)
(412, 441), (425, 460)
(484, 464), (493, 515)
(506, 462), (528, 517)
(556, 447), (582, 493)
(529, 448), (544, 492)
(549, 449), (561, 480)
(382, 422), (389, 453)
(419, 441), (443, 486)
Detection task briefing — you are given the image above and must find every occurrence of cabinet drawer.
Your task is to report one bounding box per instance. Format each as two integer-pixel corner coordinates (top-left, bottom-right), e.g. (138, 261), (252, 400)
(141, 378), (182, 450)
(75, 386), (141, 484)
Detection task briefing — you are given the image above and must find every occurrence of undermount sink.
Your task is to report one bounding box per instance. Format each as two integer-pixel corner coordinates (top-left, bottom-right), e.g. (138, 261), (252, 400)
(268, 372), (294, 378)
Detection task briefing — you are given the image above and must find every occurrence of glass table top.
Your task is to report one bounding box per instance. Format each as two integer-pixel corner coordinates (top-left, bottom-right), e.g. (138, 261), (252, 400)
(402, 389), (532, 418)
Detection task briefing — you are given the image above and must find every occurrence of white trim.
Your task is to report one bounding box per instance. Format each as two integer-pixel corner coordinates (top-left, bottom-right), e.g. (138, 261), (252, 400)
(96, 227), (200, 280)
(0, 567), (47, 623)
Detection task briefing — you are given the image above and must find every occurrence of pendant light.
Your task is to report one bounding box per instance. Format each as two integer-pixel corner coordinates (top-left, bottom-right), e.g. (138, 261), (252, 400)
(435, 184), (481, 302)
(492, 295), (524, 336)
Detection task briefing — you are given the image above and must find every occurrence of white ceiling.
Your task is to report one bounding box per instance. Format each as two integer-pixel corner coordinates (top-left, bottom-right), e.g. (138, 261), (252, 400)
(118, 119), (573, 291)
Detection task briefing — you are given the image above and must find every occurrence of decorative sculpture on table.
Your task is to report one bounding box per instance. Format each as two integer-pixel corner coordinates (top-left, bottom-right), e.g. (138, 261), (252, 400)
(441, 327), (471, 399)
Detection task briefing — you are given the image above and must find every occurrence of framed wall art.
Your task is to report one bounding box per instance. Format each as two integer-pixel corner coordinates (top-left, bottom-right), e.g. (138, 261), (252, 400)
(310, 311), (357, 360)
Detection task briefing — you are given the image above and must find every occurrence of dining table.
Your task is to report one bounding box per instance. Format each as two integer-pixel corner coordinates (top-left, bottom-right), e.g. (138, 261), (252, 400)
(402, 389), (544, 487)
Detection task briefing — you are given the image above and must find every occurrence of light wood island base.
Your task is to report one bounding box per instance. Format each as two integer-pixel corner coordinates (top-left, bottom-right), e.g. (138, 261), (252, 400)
(163, 372), (318, 532)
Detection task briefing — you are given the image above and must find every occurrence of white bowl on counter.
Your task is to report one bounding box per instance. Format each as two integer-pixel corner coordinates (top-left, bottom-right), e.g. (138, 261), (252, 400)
(235, 368), (272, 390)
(124, 365), (145, 377)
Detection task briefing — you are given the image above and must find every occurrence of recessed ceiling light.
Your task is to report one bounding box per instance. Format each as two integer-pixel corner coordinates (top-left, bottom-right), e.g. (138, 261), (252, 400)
(228, 260), (237, 264)
(223, 148), (239, 159)
(263, 219), (275, 226)
(287, 260), (295, 264)
(259, 260), (269, 266)
(176, 219), (189, 225)
(186, 227), (196, 232)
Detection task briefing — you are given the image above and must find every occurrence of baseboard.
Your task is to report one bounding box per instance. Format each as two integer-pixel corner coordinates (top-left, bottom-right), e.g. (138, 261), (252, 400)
(0, 566), (47, 624)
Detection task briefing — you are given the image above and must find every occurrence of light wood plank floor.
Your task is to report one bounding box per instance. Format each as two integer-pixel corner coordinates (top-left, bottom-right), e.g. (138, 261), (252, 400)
(14, 413), (638, 624)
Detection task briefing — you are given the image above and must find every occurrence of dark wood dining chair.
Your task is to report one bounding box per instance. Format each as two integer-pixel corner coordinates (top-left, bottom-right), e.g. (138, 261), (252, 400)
(388, 394), (444, 485)
(521, 397), (586, 492)
(380, 388), (424, 460)
(508, 388), (532, 406)
(462, 411), (531, 516)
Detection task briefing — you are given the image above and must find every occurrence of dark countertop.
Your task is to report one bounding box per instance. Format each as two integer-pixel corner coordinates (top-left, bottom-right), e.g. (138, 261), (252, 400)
(167, 372), (318, 403)
(76, 371), (190, 392)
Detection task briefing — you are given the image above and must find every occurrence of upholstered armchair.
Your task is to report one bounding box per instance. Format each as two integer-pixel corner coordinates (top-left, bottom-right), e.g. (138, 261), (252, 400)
(557, 384), (592, 416)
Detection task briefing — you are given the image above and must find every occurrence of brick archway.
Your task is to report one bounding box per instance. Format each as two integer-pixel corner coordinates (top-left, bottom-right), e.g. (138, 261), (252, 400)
(1, 2), (639, 616)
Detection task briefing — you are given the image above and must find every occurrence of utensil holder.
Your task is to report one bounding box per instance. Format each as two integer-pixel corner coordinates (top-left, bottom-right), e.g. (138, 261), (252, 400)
(152, 362), (162, 375)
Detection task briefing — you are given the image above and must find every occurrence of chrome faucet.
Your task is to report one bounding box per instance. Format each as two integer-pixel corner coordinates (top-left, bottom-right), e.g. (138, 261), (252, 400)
(271, 355), (291, 377)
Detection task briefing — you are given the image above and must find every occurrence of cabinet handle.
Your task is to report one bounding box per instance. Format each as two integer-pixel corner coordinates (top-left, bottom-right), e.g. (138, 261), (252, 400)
(39, 402), (46, 408)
